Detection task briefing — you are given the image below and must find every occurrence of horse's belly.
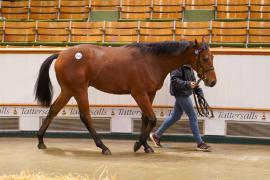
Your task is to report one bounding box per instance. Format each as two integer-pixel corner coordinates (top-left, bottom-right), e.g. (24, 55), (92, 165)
(98, 88), (131, 95)
(90, 82), (131, 95)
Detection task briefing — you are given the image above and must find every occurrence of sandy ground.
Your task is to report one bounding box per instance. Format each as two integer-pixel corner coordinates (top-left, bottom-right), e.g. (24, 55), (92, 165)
(0, 138), (270, 180)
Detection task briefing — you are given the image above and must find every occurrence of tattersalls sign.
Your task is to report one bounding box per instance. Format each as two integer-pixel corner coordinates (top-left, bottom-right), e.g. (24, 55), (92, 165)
(217, 111), (258, 120)
(0, 105), (269, 122)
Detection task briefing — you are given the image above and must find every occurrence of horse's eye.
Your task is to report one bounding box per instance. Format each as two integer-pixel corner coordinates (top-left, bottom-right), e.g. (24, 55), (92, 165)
(203, 56), (209, 62)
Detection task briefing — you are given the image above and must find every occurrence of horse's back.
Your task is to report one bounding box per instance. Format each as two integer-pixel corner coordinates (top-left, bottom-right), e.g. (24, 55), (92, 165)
(54, 44), (149, 94)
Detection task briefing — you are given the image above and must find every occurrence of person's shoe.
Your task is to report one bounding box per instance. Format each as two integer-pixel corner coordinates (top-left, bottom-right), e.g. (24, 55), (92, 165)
(149, 133), (162, 147)
(197, 142), (211, 152)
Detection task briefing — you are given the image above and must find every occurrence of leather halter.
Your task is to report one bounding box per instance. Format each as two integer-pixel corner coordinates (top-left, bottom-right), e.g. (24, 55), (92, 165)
(193, 48), (215, 118)
(194, 49), (215, 82)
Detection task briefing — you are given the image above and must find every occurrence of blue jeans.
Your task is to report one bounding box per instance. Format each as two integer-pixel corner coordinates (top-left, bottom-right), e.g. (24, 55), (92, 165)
(155, 96), (203, 144)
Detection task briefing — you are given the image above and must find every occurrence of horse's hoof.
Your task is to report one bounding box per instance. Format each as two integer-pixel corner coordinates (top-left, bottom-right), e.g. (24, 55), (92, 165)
(102, 149), (112, 155)
(38, 143), (47, 149)
(144, 147), (154, 153)
(134, 141), (142, 152)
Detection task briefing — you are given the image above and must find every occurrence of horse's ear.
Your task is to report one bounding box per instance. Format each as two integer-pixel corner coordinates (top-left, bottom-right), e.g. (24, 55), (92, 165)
(195, 39), (198, 48)
(202, 36), (210, 49)
(202, 36), (206, 44)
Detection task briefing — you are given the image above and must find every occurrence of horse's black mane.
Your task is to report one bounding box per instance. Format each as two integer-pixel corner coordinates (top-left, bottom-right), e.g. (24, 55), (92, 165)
(126, 41), (192, 56)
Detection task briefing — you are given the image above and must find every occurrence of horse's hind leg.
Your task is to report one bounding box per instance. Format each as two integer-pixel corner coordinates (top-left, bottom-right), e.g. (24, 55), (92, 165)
(37, 91), (71, 149)
(75, 91), (111, 155)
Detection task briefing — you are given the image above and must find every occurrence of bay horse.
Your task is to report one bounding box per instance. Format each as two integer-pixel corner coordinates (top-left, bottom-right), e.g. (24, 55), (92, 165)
(34, 38), (216, 155)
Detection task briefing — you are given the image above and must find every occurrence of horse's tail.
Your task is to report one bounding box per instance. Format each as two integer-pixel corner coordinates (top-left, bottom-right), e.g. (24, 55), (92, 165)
(34, 54), (59, 107)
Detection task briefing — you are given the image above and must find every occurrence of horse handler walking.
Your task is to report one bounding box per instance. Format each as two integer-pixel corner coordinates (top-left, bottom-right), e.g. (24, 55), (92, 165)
(150, 65), (211, 151)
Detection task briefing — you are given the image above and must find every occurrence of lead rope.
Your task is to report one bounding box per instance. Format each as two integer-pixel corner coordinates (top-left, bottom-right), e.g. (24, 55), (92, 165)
(193, 79), (214, 118)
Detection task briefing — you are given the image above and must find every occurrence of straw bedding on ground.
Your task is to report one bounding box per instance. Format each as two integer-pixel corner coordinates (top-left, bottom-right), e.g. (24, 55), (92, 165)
(0, 167), (116, 180)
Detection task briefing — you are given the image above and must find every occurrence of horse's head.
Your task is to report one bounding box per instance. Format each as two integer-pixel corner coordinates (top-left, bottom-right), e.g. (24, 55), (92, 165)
(188, 37), (217, 87)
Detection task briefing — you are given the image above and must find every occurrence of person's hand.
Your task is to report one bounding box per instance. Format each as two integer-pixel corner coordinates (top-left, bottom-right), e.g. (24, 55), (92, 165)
(190, 81), (198, 89)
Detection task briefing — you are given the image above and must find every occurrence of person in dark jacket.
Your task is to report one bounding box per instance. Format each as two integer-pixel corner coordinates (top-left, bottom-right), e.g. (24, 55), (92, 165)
(150, 65), (210, 151)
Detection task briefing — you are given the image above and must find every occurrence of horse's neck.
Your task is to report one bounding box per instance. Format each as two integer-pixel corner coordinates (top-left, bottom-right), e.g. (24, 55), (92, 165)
(157, 54), (188, 78)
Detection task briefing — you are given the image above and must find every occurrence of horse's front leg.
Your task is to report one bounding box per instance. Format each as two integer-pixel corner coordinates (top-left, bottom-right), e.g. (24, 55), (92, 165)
(133, 115), (154, 153)
(132, 93), (157, 153)
(74, 91), (111, 155)
(140, 92), (157, 152)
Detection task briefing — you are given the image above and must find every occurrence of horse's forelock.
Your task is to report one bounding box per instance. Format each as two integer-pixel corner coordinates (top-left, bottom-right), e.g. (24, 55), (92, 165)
(202, 42), (209, 51)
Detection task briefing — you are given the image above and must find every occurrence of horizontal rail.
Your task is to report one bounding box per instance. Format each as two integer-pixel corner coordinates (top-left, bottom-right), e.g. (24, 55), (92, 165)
(0, 103), (269, 112)
(1, 47), (270, 55)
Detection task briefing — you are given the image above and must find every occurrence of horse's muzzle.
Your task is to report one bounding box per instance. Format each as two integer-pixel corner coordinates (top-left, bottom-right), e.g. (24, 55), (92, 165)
(204, 79), (216, 87)
(209, 80), (216, 87)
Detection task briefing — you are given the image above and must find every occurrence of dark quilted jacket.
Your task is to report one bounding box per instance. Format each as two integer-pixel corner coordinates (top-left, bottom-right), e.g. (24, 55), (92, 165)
(169, 65), (203, 97)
